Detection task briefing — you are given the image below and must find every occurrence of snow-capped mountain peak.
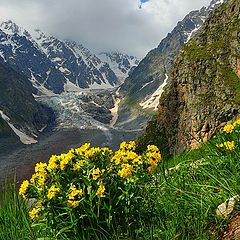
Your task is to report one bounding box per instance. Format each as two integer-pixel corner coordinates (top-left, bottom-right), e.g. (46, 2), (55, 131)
(0, 20), (30, 37)
(98, 51), (140, 83)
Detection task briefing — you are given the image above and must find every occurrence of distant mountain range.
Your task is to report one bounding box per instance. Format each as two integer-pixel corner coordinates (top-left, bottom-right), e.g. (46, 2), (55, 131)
(120, 0), (226, 110)
(0, 21), (139, 95)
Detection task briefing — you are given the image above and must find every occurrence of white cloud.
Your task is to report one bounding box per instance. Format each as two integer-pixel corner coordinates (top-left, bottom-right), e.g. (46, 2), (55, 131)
(0, 0), (211, 57)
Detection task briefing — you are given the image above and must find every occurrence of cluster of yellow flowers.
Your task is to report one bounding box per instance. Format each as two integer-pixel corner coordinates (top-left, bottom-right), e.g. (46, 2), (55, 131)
(28, 207), (41, 221)
(19, 141), (161, 222)
(67, 184), (84, 207)
(223, 119), (240, 133)
(146, 145), (161, 173)
(111, 141), (161, 178)
(19, 180), (29, 199)
(215, 119), (240, 151)
(216, 141), (235, 151)
(96, 184), (106, 198)
(118, 164), (133, 178)
(47, 185), (60, 200)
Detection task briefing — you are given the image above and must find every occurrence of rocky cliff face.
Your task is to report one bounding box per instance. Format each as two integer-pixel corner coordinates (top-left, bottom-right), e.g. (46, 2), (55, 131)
(120, 0), (226, 109)
(143, 0), (240, 155)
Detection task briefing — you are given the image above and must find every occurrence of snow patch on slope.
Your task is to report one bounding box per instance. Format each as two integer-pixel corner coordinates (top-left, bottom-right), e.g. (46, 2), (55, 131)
(0, 110), (37, 144)
(110, 87), (121, 126)
(88, 81), (115, 90)
(185, 24), (202, 43)
(140, 74), (168, 111)
(64, 80), (82, 92)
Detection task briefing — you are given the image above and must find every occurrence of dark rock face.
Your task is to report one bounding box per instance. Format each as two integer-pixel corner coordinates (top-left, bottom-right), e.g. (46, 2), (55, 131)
(146, 0), (240, 155)
(0, 59), (52, 140)
(80, 91), (114, 124)
(120, 0), (227, 105)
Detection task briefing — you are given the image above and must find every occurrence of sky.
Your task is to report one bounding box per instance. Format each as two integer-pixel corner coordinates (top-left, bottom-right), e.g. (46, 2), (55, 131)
(0, 0), (212, 58)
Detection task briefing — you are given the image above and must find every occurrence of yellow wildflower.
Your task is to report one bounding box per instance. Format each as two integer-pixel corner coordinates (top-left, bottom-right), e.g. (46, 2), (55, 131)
(223, 124), (234, 134)
(224, 141), (235, 151)
(60, 152), (74, 170)
(29, 207), (41, 221)
(216, 143), (224, 148)
(68, 185), (83, 200)
(37, 175), (46, 187)
(68, 200), (80, 208)
(35, 162), (47, 175)
(147, 145), (159, 152)
(47, 185), (60, 200)
(233, 119), (240, 127)
(111, 150), (123, 164)
(96, 184), (105, 198)
(147, 159), (158, 173)
(47, 155), (59, 171)
(60, 158), (70, 170)
(92, 168), (102, 180)
(75, 143), (91, 155)
(73, 160), (85, 172)
(152, 152), (161, 162)
(19, 180), (29, 198)
(126, 151), (138, 161)
(119, 141), (127, 150)
(85, 147), (101, 158)
(30, 174), (37, 184)
(132, 156), (142, 164)
(118, 164), (133, 178)
(119, 141), (136, 151)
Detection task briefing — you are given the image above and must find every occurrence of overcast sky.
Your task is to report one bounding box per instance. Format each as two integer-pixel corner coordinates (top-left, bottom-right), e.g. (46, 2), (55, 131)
(0, 0), (211, 58)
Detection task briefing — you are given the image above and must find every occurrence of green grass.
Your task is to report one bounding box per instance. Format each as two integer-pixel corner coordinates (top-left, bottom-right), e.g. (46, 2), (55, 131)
(0, 181), (36, 240)
(0, 127), (239, 239)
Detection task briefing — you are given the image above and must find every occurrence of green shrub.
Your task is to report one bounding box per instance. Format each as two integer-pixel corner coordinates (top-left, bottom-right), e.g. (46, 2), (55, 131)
(19, 141), (161, 239)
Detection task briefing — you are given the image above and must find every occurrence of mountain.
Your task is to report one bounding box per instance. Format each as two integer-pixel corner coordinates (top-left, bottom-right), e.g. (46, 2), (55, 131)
(0, 21), (66, 95)
(0, 21), (138, 95)
(33, 29), (119, 89)
(98, 52), (140, 83)
(0, 58), (52, 145)
(138, 0), (240, 155)
(120, 0), (226, 110)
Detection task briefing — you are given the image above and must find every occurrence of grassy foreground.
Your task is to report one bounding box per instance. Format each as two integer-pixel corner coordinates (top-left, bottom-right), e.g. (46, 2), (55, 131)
(0, 120), (239, 239)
